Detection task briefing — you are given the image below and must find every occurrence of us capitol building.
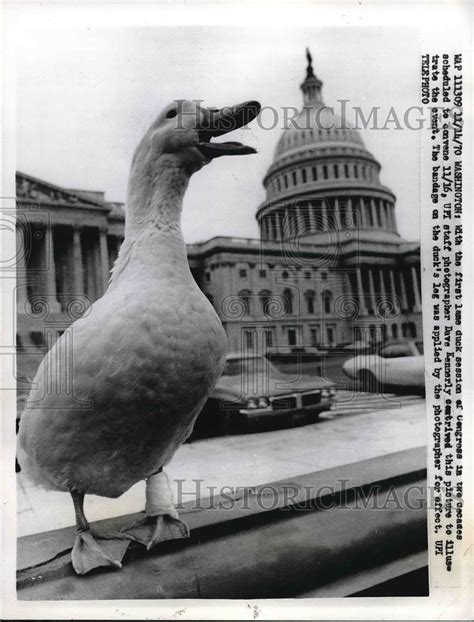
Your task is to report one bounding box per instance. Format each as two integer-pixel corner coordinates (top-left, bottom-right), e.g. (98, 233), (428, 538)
(16, 53), (422, 373)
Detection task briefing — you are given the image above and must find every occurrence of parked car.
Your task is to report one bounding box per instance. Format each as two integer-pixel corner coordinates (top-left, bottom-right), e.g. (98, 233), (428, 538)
(190, 353), (337, 438)
(342, 340), (424, 392)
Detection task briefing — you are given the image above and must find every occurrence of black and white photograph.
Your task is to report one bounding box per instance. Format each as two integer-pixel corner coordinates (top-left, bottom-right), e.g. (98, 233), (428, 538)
(2, 1), (471, 619)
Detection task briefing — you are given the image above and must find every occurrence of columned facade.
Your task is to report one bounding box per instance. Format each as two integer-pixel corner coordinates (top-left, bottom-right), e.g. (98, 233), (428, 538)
(16, 173), (125, 356)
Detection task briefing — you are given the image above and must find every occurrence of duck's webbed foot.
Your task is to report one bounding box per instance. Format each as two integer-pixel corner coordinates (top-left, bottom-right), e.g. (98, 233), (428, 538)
(121, 470), (190, 550)
(70, 490), (133, 575)
(121, 514), (189, 550)
(72, 530), (133, 575)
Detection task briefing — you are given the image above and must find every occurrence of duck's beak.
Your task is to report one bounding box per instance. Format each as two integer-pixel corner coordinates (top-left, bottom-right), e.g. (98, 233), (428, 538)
(197, 100), (261, 158)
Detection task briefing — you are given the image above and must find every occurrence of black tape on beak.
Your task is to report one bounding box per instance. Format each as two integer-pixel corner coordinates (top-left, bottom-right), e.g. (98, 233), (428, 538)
(201, 101), (261, 137)
(197, 100), (261, 158)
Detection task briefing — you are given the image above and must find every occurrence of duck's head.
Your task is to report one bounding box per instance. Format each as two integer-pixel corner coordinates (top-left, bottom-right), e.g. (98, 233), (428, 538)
(132, 99), (261, 177)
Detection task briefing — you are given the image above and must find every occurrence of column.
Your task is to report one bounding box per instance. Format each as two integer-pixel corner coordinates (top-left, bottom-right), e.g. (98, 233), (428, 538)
(16, 225), (31, 314)
(359, 197), (367, 228)
(99, 228), (111, 294)
(398, 270), (409, 311)
(388, 268), (397, 310)
(309, 202), (317, 231)
(276, 211), (283, 240)
(296, 205), (303, 234)
(292, 209), (298, 237)
(390, 204), (397, 232)
(379, 199), (388, 228)
(45, 225), (60, 311)
(269, 215), (275, 240)
(270, 214), (275, 240)
(368, 267), (376, 312)
(379, 268), (386, 300)
(386, 202), (392, 229)
(347, 197), (353, 229)
(411, 265), (422, 311)
(370, 199), (378, 228)
(321, 200), (327, 231)
(334, 197), (342, 231)
(356, 268), (368, 315)
(72, 225), (84, 296)
(281, 210), (288, 239)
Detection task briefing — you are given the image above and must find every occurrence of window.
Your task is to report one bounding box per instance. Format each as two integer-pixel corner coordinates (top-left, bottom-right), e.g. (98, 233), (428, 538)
(310, 328), (319, 347)
(288, 328), (297, 346)
(239, 268), (247, 278)
(333, 164), (339, 179)
(301, 169), (307, 183)
(239, 290), (251, 315)
(277, 178), (281, 192)
(284, 175), (288, 189)
(323, 165), (328, 179)
(392, 323), (399, 339)
(282, 271), (289, 279)
(283, 288), (293, 314)
(344, 164), (349, 178)
(292, 171), (297, 186)
(264, 330), (273, 347)
(305, 290), (315, 315)
(304, 271), (311, 279)
(259, 269), (266, 278)
(312, 167), (318, 181)
(326, 326), (335, 345)
(30, 331), (44, 348)
(354, 164), (359, 178)
(323, 290), (332, 314)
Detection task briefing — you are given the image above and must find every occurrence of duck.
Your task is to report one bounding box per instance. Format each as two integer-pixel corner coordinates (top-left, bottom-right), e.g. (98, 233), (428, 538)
(18, 98), (261, 575)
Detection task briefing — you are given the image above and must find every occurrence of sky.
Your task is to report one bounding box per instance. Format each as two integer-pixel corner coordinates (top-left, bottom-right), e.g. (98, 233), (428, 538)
(17, 26), (422, 242)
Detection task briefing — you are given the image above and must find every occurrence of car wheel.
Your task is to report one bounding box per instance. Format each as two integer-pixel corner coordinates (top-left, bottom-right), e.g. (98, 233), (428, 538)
(357, 369), (382, 393)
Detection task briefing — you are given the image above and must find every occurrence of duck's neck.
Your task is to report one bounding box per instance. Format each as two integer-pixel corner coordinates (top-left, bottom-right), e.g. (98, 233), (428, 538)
(126, 160), (189, 235)
(111, 162), (192, 285)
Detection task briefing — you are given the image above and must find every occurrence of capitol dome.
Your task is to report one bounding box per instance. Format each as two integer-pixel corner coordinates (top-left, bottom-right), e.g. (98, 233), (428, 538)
(273, 105), (366, 161)
(257, 50), (400, 245)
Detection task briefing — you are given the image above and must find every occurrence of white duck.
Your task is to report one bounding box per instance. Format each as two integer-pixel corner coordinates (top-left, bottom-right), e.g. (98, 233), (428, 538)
(18, 98), (261, 575)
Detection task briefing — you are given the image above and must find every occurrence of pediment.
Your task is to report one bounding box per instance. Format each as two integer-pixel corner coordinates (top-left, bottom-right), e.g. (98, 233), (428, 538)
(16, 172), (108, 209)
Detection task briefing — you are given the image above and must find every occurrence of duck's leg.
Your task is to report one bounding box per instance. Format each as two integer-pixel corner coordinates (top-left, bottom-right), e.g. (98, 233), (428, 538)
(70, 491), (133, 575)
(121, 468), (189, 550)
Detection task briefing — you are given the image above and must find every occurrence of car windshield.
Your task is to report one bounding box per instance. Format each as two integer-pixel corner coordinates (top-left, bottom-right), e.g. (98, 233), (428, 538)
(379, 343), (414, 358)
(223, 357), (281, 377)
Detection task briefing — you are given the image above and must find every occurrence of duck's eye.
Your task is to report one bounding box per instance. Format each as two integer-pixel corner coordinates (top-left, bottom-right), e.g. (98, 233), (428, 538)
(166, 109), (177, 119)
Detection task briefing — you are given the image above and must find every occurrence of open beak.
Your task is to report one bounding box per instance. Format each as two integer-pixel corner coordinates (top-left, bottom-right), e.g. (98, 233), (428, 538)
(197, 100), (261, 158)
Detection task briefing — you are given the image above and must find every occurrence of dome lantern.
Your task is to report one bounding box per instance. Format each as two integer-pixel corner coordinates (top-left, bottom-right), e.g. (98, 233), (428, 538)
(301, 48), (324, 106)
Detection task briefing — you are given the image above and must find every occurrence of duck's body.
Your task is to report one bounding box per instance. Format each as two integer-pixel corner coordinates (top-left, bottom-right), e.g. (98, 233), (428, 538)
(18, 229), (226, 498)
(18, 98), (260, 574)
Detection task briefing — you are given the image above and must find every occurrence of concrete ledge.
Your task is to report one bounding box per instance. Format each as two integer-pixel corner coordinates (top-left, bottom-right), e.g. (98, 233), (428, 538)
(17, 446), (427, 599)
